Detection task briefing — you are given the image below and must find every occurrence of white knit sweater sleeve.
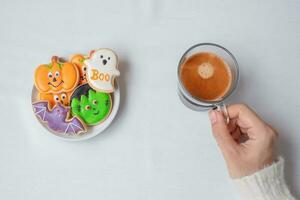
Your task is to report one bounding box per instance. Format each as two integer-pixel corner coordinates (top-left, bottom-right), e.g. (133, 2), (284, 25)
(233, 157), (297, 200)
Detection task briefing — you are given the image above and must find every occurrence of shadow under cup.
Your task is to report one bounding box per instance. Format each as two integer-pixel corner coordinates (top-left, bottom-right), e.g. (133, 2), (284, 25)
(177, 43), (239, 111)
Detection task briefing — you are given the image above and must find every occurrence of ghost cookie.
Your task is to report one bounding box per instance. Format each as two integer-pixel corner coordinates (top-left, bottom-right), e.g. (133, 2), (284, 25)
(84, 49), (120, 93)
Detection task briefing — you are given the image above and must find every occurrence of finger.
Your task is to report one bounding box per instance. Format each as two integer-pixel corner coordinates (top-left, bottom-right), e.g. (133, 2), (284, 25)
(232, 127), (241, 141)
(228, 118), (237, 132)
(209, 110), (238, 155)
(266, 123), (279, 138)
(227, 104), (266, 130)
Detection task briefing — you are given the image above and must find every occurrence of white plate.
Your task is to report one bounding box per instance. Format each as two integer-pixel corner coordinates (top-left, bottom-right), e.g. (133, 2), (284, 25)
(31, 81), (120, 141)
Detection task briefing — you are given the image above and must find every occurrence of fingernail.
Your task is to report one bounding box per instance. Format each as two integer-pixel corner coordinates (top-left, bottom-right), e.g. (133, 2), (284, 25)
(209, 110), (217, 125)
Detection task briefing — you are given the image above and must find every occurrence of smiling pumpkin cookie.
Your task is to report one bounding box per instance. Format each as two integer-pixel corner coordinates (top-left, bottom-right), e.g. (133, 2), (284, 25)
(34, 56), (79, 106)
(38, 92), (71, 107)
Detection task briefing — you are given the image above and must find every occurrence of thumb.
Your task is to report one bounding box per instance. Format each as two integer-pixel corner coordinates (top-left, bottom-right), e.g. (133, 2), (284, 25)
(209, 110), (238, 156)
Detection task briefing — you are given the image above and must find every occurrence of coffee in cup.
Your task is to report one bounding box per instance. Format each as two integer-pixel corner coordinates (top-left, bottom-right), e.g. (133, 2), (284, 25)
(179, 52), (232, 102)
(177, 43), (239, 111)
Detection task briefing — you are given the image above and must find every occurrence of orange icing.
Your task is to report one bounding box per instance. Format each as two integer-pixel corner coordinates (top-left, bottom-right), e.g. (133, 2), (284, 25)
(70, 54), (87, 85)
(34, 56), (79, 94)
(38, 92), (71, 107)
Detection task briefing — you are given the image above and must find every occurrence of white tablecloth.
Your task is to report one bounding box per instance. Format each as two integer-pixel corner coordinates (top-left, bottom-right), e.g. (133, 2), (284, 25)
(0, 0), (299, 199)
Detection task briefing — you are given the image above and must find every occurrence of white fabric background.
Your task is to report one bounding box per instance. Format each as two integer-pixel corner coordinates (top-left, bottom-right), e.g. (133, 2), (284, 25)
(0, 0), (299, 199)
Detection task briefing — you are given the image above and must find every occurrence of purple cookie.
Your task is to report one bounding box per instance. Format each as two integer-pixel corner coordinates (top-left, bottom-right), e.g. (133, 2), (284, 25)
(33, 101), (87, 135)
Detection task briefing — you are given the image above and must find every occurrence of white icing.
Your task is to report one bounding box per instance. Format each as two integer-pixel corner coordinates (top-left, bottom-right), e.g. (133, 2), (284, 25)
(34, 106), (46, 121)
(84, 49), (120, 93)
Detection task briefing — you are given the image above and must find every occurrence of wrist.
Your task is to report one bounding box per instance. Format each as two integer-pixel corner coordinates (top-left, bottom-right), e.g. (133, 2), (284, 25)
(232, 157), (296, 200)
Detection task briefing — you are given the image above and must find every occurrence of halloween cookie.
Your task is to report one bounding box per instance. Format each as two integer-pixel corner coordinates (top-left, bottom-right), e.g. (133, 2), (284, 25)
(38, 92), (71, 107)
(32, 49), (120, 140)
(70, 54), (87, 85)
(71, 86), (112, 126)
(32, 101), (87, 135)
(70, 83), (93, 100)
(84, 49), (120, 93)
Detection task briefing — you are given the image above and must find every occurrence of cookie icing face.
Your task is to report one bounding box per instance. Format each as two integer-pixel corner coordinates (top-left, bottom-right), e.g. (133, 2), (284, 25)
(71, 54), (87, 85)
(71, 89), (112, 125)
(32, 101), (87, 135)
(84, 49), (120, 93)
(38, 92), (70, 107)
(53, 93), (69, 106)
(34, 56), (79, 94)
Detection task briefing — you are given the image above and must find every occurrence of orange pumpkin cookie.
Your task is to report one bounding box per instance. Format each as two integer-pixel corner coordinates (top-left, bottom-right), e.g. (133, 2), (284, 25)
(70, 54), (87, 85)
(38, 92), (71, 107)
(34, 56), (79, 94)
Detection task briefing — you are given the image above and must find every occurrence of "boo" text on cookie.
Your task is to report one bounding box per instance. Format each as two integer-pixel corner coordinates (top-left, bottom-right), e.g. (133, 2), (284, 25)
(90, 69), (110, 82)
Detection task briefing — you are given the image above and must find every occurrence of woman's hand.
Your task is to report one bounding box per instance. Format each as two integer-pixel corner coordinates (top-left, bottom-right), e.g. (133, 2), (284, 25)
(209, 104), (278, 179)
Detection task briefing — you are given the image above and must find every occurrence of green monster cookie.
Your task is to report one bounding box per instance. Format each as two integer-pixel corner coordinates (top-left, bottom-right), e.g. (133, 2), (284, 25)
(71, 89), (112, 125)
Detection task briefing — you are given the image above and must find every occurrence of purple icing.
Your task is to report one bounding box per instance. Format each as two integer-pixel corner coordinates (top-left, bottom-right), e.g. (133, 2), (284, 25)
(33, 102), (86, 135)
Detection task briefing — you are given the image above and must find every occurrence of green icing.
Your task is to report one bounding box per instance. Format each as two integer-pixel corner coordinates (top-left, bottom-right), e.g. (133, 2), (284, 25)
(71, 89), (112, 125)
(47, 62), (62, 69)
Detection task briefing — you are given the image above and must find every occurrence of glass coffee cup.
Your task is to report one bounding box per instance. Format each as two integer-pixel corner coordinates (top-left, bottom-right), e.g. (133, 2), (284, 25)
(177, 43), (239, 122)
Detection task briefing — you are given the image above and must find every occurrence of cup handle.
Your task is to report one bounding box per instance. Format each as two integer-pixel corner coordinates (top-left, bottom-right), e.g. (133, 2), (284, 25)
(215, 102), (230, 124)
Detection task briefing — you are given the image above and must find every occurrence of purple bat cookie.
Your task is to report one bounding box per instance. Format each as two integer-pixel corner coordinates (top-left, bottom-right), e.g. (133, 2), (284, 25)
(33, 101), (87, 135)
